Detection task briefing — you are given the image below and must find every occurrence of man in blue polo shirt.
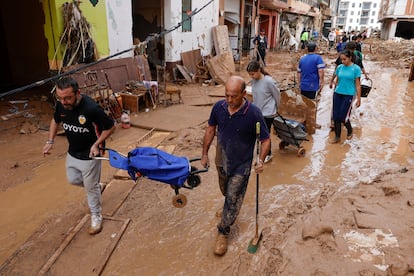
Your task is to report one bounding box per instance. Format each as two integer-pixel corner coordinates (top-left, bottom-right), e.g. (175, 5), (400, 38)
(297, 42), (325, 100)
(201, 76), (270, 256)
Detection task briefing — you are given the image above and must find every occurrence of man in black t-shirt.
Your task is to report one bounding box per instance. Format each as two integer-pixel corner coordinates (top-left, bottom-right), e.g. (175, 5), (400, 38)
(43, 77), (115, 235)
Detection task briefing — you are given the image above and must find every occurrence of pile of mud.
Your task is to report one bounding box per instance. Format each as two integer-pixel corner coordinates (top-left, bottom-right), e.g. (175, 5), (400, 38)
(365, 38), (414, 68)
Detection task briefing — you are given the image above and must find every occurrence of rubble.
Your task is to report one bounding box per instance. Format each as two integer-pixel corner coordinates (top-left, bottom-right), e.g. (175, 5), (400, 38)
(364, 38), (414, 68)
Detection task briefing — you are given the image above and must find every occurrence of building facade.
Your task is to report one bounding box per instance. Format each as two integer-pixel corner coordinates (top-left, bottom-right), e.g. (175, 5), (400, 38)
(336, 0), (381, 32)
(378, 0), (414, 39)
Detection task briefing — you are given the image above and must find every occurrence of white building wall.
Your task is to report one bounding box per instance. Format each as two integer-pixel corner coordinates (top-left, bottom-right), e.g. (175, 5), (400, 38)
(394, 0), (407, 14)
(164, 0), (219, 62)
(105, 0), (134, 58)
(338, 0), (381, 31)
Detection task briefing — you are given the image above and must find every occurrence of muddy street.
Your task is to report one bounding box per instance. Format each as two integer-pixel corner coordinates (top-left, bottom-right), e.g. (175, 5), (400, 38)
(1, 49), (414, 275)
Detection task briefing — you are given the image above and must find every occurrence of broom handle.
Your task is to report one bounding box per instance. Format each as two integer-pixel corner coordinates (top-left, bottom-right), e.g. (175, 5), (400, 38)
(255, 122), (260, 237)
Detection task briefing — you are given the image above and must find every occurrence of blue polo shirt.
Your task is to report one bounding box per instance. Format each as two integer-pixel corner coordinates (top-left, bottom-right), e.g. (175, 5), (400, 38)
(208, 99), (269, 176)
(298, 53), (325, 92)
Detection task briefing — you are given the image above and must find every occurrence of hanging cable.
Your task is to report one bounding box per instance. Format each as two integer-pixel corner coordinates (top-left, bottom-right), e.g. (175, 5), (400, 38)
(0, 0), (214, 99)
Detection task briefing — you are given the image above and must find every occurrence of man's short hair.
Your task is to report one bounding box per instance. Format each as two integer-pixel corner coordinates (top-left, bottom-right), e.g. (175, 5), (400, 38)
(56, 77), (79, 93)
(346, 41), (357, 50)
(307, 42), (317, 51)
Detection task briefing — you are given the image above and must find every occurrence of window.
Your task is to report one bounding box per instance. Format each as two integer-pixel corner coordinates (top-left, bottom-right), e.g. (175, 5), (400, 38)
(374, 3), (377, 8)
(352, 3), (355, 7)
(182, 0), (192, 32)
(371, 19), (374, 23)
(362, 2), (371, 9)
(350, 18), (353, 23)
(372, 11), (376, 15)
(351, 11), (354, 15)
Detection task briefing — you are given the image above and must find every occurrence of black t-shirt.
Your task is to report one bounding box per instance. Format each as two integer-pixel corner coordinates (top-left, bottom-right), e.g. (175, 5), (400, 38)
(54, 95), (114, 160)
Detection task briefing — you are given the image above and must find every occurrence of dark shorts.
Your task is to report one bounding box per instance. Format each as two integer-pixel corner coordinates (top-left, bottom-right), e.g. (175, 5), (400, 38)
(301, 90), (317, 100)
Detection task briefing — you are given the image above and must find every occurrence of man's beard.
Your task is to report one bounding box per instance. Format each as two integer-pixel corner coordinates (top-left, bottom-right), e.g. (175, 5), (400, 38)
(63, 97), (80, 110)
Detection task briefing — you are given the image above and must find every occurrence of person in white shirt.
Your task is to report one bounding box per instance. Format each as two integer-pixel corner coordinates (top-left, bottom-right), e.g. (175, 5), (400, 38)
(328, 29), (336, 51)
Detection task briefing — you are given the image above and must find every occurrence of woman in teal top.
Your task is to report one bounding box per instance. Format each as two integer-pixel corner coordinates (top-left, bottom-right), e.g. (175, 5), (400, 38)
(329, 49), (361, 143)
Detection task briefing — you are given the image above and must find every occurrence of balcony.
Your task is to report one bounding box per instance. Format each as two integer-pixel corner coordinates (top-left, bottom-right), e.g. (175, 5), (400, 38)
(260, 0), (289, 10)
(322, 7), (332, 16)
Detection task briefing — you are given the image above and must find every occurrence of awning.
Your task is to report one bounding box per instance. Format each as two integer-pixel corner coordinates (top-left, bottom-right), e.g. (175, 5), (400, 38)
(224, 11), (240, 24)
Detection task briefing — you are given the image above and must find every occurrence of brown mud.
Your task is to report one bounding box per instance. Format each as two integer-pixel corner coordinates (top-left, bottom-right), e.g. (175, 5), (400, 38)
(1, 42), (414, 275)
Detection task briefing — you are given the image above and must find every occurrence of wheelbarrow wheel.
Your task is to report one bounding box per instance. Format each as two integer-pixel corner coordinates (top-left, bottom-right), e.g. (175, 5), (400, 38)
(172, 194), (187, 208)
(297, 148), (306, 157)
(187, 174), (201, 188)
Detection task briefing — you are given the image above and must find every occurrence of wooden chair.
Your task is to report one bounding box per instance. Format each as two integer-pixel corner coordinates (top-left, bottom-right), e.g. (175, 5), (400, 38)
(157, 65), (183, 105)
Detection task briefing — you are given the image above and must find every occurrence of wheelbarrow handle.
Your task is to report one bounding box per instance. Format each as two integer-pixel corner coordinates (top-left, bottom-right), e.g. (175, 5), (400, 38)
(189, 157), (209, 174)
(191, 168), (209, 174)
(92, 156), (110, 161)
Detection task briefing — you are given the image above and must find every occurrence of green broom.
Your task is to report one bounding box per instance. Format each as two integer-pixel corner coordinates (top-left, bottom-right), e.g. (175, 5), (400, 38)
(247, 122), (263, 254)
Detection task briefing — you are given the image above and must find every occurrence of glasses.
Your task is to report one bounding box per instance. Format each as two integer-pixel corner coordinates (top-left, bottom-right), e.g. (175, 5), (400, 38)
(55, 94), (75, 103)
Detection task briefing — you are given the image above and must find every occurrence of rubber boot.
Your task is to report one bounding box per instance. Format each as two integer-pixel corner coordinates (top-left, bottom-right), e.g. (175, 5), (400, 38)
(214, 233), (228, 256)
(330, 121), (341, 144)
(344, 121), (353, 139)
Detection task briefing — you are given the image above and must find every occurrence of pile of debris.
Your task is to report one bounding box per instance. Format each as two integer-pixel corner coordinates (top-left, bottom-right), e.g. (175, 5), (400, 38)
(365, 38), (414, 68)
(172, 25), (236, 86)
(60, 2), (97, 68)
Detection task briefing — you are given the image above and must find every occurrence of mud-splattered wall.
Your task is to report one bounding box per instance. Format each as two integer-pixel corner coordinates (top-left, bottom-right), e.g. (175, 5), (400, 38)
(164, 0), (219, 63)
(105, 0), (133, 59)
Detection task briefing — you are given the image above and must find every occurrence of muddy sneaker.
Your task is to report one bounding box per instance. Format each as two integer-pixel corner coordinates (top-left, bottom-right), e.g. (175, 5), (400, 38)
(264, 155), (273, 164)
(89, 213), (103, 235)
(214, 233), (228, 256)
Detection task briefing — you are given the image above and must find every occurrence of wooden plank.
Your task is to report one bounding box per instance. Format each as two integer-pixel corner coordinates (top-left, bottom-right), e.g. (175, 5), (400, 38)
(212, 25), (231, 55)
(206, 52), (235, 84)
(157, 144), (176, 154)
(65, 57), (140, 93)
(138, 131), (170, 148)
(38, 215), (90, 275)
(181, 49), (202, 75)
(176, 64), (192, 83)
(96, 218), (131, 275)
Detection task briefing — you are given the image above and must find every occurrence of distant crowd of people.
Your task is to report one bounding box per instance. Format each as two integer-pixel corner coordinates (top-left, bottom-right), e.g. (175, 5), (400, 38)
(327, 29), (368, 52)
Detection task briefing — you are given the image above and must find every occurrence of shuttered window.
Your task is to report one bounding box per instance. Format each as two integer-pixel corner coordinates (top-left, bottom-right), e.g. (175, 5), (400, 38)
(182, 0), (192, 32)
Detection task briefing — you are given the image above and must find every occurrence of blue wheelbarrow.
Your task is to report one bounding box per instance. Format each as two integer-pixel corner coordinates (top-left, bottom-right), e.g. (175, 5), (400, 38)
(96, 147), (208, 208)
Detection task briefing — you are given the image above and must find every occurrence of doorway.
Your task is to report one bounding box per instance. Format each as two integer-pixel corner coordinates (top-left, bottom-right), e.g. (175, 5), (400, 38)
(0, 1), (49, 93)
(132, 0), (164, 78)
